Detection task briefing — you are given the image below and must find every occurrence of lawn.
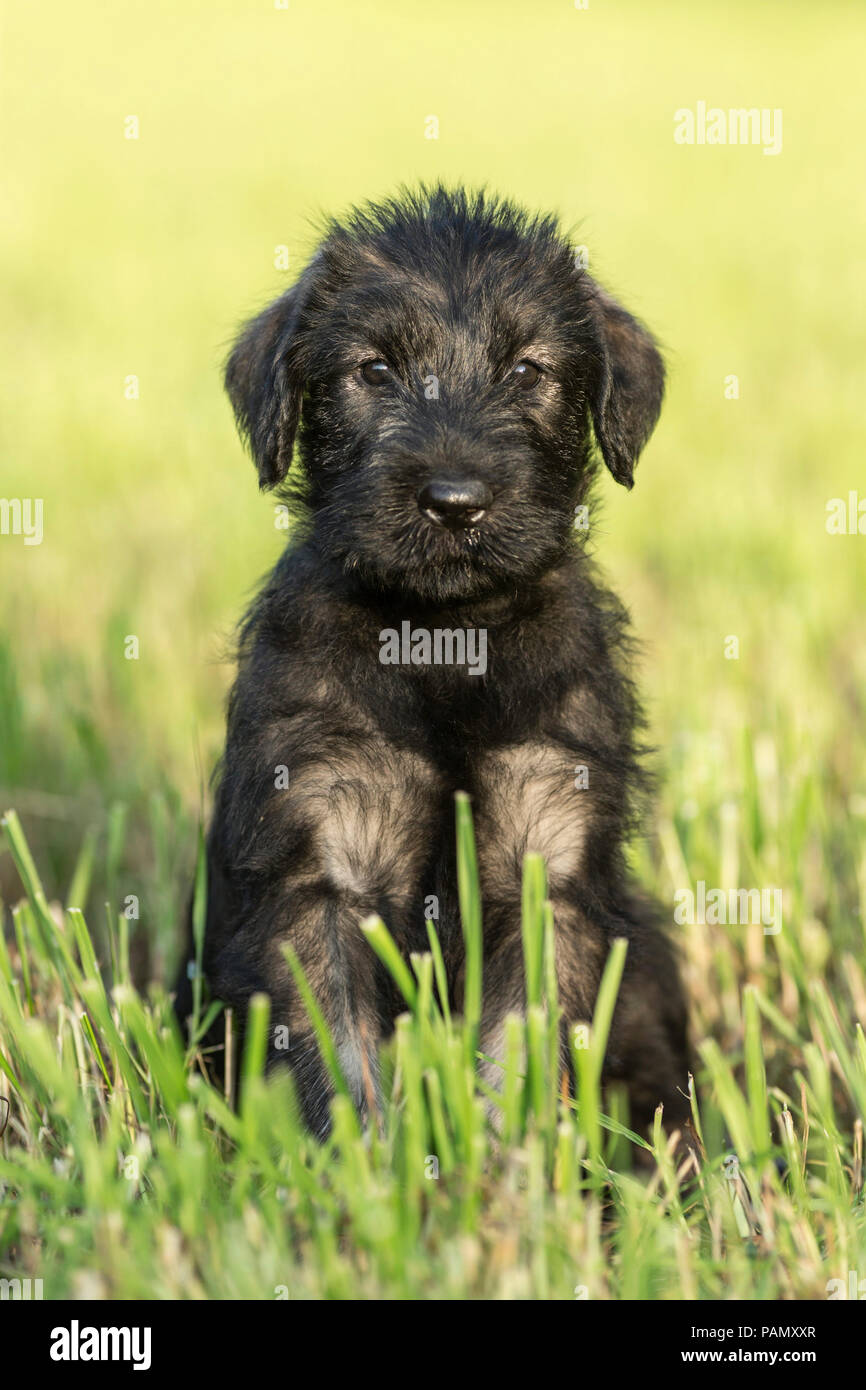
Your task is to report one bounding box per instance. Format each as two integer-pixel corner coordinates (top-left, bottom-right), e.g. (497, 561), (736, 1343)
(1, 0), (865, 1300)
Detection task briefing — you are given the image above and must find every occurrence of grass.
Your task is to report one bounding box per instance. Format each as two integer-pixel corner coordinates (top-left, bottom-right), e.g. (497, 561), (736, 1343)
(1, 768), (866, 1301)
(2, 0), (866, 1300)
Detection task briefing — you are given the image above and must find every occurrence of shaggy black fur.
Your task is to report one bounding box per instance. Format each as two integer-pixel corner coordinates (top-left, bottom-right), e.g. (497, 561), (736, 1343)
(176, 186), (689, 1140)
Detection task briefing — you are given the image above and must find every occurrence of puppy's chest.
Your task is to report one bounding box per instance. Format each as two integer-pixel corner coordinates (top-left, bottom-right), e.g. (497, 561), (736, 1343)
(381, 649), (551, 748)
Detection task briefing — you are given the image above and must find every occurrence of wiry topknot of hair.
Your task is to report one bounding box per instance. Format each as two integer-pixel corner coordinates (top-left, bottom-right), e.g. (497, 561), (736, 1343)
(322, 184), (571, 267)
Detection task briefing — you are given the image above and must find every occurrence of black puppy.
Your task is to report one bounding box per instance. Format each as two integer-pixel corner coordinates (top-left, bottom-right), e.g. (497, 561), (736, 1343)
(184, 186), (689, 1139)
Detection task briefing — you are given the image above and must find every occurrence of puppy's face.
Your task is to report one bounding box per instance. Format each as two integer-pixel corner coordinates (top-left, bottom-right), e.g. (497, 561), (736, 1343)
(225, 189), (664, 603)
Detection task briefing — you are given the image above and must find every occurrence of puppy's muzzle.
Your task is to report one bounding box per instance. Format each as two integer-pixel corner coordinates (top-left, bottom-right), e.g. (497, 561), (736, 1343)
(417, 478), (493, 531)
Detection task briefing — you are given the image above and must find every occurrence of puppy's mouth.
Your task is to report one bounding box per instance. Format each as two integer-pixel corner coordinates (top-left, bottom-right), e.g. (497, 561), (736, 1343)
(423, 519), (485, 545)
(319, 484), (565, 602)
(421, 507), (487, 529)
(414, 518), (495, 570)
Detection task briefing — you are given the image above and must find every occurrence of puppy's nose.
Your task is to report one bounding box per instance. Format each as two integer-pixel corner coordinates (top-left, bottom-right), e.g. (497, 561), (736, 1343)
(417, 478), (493, 530)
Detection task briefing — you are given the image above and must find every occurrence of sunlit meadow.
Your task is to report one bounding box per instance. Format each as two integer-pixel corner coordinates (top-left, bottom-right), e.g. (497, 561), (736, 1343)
(1, 0), (865, 1299)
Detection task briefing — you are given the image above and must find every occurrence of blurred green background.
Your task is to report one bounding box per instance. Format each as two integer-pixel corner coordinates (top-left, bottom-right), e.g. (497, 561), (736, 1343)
(2, 0), (865, 984)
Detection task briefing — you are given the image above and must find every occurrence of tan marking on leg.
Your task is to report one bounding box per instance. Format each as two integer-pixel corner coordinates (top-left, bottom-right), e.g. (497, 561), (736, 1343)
(292, 744), (440, 904)
(474, 741), (593, 890)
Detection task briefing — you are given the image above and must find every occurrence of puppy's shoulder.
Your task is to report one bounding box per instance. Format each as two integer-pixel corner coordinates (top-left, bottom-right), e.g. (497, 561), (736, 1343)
(240, 540), (353, 650)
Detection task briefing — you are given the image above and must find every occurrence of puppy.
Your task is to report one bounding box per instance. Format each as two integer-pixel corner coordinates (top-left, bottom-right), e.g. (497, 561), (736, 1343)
(183, 186), (689, 1140)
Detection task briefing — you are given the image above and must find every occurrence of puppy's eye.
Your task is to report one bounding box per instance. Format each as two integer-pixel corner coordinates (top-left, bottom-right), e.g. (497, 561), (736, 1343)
(511, 360), (542, 389)
(359, 360), (392, 386)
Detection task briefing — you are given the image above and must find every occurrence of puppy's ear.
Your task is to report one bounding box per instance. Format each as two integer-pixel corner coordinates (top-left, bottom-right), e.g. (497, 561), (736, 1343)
(585, 282), (665, 489)
(225, 260), (321, 489)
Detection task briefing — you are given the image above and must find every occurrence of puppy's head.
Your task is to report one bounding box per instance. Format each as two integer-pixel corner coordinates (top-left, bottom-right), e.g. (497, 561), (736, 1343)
(225, 186), (664, 603)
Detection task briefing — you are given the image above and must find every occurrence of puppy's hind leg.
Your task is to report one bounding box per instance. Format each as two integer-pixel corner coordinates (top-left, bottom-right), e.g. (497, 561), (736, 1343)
(602, 897), (692, 1140)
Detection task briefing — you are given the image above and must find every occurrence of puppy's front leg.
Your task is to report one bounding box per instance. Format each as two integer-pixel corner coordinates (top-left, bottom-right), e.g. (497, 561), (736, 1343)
(470, 738), (688, 1133)
(207, 727), (440, 1136)
(468, 740), (601, 1088)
